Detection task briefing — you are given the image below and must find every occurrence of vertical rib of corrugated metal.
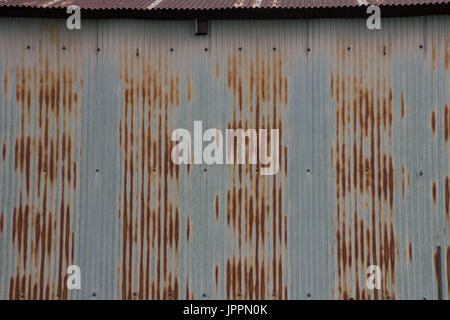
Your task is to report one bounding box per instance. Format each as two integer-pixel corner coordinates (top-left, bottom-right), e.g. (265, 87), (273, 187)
(1, 15), (449, 300)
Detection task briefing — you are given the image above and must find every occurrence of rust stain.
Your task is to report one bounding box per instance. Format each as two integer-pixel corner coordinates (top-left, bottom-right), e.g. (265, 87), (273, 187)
(445, 105), (449, 143)
(445, 39), (450, 71)
(215, 264), (219, 294)
(223, 48), (288, 299)
(331, 42), (397, 300)
(431, 110), (436, 135)
(3, 70), (8, 97)
(118, 47), (183, 299)
(408, 242), (412, 263)
(187, 65), (193, 103)
(216, 59), (220, 79)
(186, 215), (191, 243)
(9, 28), (82, 300)
(215, 194), (219, 221)
(2, 143), (6, 161)
(432, 181), (437, 206)
(401, 91), (405, 119)
(0, 212), (4, 234)
(434, 246), (443, 300)
(432, 45), (437, 70)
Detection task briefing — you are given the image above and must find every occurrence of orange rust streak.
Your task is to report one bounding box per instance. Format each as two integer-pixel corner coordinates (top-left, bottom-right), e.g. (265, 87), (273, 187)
(9, 43), (81, 299)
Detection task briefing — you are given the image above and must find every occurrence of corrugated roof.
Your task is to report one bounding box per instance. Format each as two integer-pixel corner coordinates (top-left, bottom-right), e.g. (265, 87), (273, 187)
(0, 0), (449, 11)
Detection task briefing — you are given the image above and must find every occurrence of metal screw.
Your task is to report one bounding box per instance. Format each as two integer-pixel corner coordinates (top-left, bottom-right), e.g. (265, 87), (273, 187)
(97, 48), (101, 52)
(238, 47), (242, 51)
(202, 293), (207, 297)
(306, 293), (311, 298)
(307, 48), (311, 52)
(204, 48), (208, 52)
(273, 47), (277, 51)
(347, 46), (351, 51)
(419, 45), (423, 49)
(96, 169), (99, 173)
(62, 46), (66, 51)
(92, 292), (96, 297)
(170, 48), (174, 52)
(26, 45), (30, 50)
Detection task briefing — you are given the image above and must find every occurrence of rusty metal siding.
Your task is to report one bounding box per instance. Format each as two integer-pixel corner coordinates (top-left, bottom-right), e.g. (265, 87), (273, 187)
(0, 16), (449, 300)
(1, 0), (449, 11)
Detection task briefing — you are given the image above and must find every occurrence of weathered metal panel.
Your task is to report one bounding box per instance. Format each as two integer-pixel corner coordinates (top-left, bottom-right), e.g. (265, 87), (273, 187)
(0, 16), (449, 300)
(0, 17), (96, 299)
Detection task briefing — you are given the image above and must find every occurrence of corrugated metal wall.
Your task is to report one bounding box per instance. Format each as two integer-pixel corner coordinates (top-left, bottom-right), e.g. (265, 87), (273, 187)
(0, 15), (449, 300)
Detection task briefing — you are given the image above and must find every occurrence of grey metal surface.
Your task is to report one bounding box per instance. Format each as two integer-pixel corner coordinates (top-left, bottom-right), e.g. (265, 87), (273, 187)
(0, 16), (449, 300)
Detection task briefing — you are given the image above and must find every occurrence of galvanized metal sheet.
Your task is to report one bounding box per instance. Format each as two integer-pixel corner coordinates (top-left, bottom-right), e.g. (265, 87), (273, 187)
(0, 16), (449, 300)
